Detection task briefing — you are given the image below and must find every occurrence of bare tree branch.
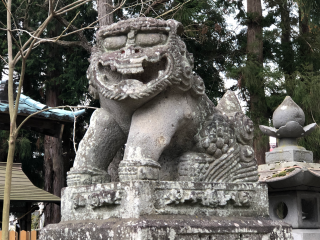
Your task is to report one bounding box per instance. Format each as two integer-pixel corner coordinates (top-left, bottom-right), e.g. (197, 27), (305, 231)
(53, 13), (92, 53)
(56, 0), (91, 15)
(155, 0), (191, 19)
(43, 39), (91, 49)
(52, 0), (126, 39)
(55, 11), (80, 42)
(0, 55), (7, 64)
(143, 0), (169, 16)
(55, 0), (87, 14)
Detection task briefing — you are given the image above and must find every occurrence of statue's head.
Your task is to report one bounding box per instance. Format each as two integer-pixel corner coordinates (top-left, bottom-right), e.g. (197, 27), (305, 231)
(87, 17), (205, 100)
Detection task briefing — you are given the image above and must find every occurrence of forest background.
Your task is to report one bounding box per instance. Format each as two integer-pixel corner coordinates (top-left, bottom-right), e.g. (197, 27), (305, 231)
(0, 0), (319, 226)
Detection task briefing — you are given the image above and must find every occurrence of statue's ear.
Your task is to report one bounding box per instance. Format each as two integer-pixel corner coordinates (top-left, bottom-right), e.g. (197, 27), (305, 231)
(88, 85), (99, 100)
(167, 20), (184, 36)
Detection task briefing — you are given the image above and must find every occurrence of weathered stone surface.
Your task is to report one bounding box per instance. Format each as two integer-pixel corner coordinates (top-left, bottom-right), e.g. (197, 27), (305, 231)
(259, 162), (320, 190)
(61, 181), (269, 221)
(40, 18), (293, 240)
(269, 191), (320, 229)
(40, 216), (292, 240)
(259, 96), (320, 233)
(272, 96), (305, 129)
(265, 147), (313, 164)
(292, 229), (320, 240)
(67, 17), (258, 185)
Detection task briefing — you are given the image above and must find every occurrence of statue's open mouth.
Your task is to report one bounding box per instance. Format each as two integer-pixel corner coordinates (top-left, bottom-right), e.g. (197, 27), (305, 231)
(95, 54), (173, 100)
(122, 58), (168, 84)
(98, 55), (171, 86)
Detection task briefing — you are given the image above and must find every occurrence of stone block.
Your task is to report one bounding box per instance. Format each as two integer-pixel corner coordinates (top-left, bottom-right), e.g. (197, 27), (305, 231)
(269, 191), (320, 228)
(39, 216), (292, 240)
(292, 229), (320, 240)
(60, 181), (270, 222)
(39, 181), (292, 239)
(266, 148), (313, 164)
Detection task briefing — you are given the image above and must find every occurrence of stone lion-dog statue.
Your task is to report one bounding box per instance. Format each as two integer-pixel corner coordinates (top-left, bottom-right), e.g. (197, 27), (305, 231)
(67, 17), (258, 186)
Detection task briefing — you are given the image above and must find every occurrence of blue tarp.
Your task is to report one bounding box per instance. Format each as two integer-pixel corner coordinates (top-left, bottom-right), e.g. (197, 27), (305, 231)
(0, 94), (85, 122)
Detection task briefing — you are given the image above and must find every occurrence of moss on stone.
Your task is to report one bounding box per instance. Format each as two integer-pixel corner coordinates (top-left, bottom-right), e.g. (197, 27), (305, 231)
(272, 168), (296, 178)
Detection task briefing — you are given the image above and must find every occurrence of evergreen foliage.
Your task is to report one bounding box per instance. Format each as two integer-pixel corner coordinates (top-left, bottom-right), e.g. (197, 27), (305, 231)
(225, 0), (320, 161)
(0, 0), (97, 187)
(2, 0), (320, 187)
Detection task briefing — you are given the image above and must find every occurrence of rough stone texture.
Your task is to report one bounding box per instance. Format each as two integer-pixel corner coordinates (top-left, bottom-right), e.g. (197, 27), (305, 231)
(67, 17), (258, 185)
(40, 18), (293, 240)
(258, 162), (320, 192)
(292, 229), (320, 240)
(39, 181), (293, 239)
(61, 181), (269, 221)
(268, 191), (320, 229)
(265, 147), (313, 164)
(40, 216), (292, 240)
(259, 96), (320, 233)
(259, 96), (316, 164)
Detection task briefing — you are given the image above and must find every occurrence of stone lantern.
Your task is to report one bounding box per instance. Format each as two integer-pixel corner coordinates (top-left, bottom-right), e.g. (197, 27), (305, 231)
(259, 96), (320, 239)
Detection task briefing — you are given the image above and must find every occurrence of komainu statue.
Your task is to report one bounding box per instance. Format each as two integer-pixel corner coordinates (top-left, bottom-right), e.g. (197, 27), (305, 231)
(67, 17), (258, 186)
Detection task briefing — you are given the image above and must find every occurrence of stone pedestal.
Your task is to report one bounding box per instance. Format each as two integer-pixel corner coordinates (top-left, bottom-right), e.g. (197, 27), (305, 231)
(40, 216), (292, 240)
(265, 146), (313, 164)
(39, 181), (292, 239)
(292, 229), (320, 240)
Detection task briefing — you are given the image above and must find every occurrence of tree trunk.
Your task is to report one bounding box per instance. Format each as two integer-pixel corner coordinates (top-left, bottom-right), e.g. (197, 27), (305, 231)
(246, 0), (269, 165)
(44, 134), (64, 224)
(280, 1), (295, 95)
(44, 88), (64, 225)
(97, 0), (113, 26)
(44, 22), (64, 226)
(298, 9), (311, 63)
(247, 0), (263, 63)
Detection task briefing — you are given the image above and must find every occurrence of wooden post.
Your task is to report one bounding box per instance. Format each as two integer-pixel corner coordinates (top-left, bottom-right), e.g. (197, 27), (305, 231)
(30, 231), (36, 240)
(19, 231), (26, 240)
(8, 231), (15, 240)
(26, 204), (31, 232)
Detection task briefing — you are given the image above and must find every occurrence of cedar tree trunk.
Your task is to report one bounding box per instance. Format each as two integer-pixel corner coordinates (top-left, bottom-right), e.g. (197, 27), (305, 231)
(280, 1), (295, 95)
(246, 0), (269, 165)
(44, 22), (64, 225)
(98, 0), (114, 26)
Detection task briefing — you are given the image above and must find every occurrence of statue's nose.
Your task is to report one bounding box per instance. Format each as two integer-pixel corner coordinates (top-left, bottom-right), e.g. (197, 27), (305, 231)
(121, 47), (141, 57)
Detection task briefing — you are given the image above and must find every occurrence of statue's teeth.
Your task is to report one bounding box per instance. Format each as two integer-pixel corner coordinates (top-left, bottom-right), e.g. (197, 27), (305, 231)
(158, 70), (164, 77)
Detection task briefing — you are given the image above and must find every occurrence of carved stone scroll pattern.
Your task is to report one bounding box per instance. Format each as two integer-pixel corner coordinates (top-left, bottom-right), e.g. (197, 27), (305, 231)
(161, 188), (252, 208)
(72, 190), (122, 209)
(178, 109), (258, 183)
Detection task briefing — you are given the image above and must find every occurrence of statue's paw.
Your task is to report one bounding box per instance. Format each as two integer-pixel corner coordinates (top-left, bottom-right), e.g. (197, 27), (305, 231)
(119, 159), (161, 181)
(67, 169), (110, 186)
(92, 174), (111, 185)
(67, 173), (92, 187)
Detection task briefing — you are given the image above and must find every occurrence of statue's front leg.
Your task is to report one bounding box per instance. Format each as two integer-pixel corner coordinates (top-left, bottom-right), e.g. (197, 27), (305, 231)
(119, 95), (189, 181)
(67, 108), (127, 186)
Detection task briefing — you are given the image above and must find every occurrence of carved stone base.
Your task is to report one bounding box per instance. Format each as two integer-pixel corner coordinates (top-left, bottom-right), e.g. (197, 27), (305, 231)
(40, 181), (292, 239)
(39, 216), (292, 240)
(266, 146), (313, 164)
(59, 181), (270, 221)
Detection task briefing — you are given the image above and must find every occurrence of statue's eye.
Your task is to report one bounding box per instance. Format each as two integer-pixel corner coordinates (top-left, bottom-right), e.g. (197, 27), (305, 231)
(135, 33), (167, 47)
(103, 35), (127, 50)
